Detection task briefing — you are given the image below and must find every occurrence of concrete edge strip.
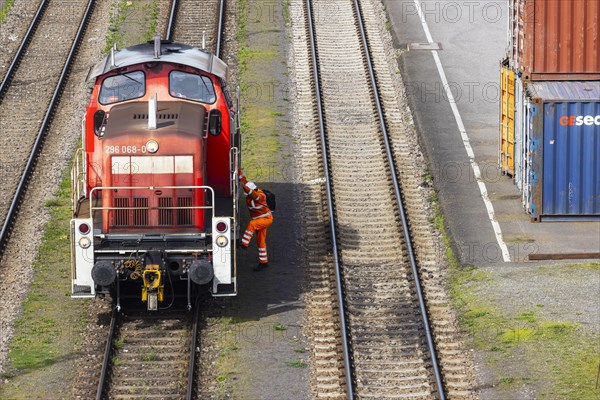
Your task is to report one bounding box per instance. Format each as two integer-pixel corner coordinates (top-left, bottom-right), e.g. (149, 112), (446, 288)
(412, 0), (511, 262)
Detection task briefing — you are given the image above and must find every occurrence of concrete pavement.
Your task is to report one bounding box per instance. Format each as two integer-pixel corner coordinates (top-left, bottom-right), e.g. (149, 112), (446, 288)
(384, 0), (600, 266)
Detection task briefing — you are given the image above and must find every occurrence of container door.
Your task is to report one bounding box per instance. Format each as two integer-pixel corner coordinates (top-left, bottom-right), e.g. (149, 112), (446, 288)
(523, 98), (533, 212)
(541, 101), (600, 219)
(514, 75), (524, 189)
(500, 67), (516, 176)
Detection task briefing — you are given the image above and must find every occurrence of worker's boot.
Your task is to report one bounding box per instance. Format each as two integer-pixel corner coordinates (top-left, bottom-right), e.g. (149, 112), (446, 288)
(253, 263), (269, 272)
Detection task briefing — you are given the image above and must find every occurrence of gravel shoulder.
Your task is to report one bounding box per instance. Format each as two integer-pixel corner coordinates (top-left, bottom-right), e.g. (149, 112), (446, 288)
(196, 0), (309, 398)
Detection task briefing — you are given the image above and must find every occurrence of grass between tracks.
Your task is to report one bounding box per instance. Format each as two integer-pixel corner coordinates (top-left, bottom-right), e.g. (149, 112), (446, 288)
(104, 0), (160, 54)
(0, 0), (15, 25)
(429, 188), (600, 399)
(204, 0), (296, 397)
(0, 169), (90, 399)
(237, 0), (291, 180)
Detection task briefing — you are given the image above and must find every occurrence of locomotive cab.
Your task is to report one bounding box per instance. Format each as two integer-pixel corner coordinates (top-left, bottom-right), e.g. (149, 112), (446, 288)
(70, 39), (240, 310)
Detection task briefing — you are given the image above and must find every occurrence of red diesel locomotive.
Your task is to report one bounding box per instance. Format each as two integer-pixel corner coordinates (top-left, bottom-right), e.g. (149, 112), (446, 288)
(70, 38), (240, 309)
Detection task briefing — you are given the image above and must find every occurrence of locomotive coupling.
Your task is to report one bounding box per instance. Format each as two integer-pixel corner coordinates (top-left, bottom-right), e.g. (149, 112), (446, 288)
(142, 265), (164, 311)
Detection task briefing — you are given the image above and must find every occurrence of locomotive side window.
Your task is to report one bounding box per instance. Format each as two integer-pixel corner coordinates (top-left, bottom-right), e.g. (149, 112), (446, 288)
(169, 71), (216, 104)
(99, 71), (145, 105)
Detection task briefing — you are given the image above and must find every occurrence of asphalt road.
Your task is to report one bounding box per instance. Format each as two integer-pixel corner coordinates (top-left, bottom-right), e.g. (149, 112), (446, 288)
(384, 0), (600, 266)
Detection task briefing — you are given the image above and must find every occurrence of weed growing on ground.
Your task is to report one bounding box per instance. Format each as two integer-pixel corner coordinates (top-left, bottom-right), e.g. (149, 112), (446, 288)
(104, 1), (135, 54)
(114, 337), (126, 350)
(104, 0), (159, 54)
(274, 323), (286, 331)
(142, 0), (160, 41)
(0, 0), (15, 24)
(429, 183), (600, 398)
(3, 175), (82, 376)
(141, 350), (159, 362)
(286, 360), (307, 368)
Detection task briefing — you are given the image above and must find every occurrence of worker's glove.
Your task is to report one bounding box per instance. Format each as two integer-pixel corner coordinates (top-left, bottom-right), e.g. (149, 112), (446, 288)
(237, 169), (248, 185)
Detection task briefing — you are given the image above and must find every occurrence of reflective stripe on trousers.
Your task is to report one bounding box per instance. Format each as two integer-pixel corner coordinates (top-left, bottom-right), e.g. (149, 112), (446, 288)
(241, 215), (273, 264)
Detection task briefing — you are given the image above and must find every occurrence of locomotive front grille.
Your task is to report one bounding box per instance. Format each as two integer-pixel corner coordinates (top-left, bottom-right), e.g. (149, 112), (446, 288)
(133, 197), (149, 226)
(177, 197), (193, 226)
(158, 197), (174, 226)
(113, 197), (129, 226)
(106, 191), (201, 230)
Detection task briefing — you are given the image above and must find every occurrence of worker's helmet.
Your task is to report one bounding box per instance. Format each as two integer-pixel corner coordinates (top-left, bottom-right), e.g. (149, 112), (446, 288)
(247, 182), (257, 191)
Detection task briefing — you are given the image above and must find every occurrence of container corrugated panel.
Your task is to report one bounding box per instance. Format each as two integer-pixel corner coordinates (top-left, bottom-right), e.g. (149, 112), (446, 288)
(523, 96), (534, 211)
(500, 67), (516, 175)
(526, 81), (600, 221)
(510, 0), (600, 81)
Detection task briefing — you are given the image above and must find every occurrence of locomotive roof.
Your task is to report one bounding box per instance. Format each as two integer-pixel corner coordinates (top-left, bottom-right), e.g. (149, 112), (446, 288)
(87, 42), (227, 82)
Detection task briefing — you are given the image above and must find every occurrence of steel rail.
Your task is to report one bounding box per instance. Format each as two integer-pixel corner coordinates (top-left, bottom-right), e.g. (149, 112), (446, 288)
(0, 0), (96, 255)
(215, 0), (226, 58)
(306, 0), (447, 397)
(96, 307), (119, 400)
(166, 0), (224, 57)
(351, 0), (446, 397)
(186, 298), (201, 400)
(305, 0), (355, 398)
(166, 0), (178, 42)
(0, 0), (49, 102)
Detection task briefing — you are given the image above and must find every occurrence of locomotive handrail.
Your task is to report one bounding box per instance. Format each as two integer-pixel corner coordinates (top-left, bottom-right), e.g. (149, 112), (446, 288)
(236, 86), (241, 132)
(229, 147), (239, 194)
(229, 147), (239, 173)
(71, 148), (87, 213)
(89, 185), (216, 219)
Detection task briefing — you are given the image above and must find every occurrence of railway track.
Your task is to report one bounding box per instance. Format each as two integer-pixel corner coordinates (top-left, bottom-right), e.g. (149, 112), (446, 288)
(170, 0), (225, 57)
(299, 0), (474, 398)
(92, 2), (228, 399)
(0, 0), (47, 99)
(95, 306), (200, 400)
(0, 0), (95, 254)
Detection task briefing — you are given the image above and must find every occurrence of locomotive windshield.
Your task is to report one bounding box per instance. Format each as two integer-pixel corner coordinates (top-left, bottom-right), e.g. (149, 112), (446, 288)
(169, 71), (216, 104)
(99, 71), (145, 105)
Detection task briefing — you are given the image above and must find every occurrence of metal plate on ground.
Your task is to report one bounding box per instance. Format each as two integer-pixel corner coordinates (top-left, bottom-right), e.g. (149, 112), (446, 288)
(408, 42), (442, 51)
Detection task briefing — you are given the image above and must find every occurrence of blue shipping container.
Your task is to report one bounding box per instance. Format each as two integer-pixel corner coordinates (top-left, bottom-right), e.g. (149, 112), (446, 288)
(526, 81), (600, 221)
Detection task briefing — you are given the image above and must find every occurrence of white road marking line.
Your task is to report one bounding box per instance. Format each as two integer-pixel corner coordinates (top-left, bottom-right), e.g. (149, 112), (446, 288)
(413, 0), (511, 262)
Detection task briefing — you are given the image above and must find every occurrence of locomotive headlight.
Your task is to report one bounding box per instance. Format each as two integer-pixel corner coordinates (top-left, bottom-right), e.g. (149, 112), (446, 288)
(146, 140), (159, 153)
(79, 236), (91, 249)
(215, 235), (228, 247)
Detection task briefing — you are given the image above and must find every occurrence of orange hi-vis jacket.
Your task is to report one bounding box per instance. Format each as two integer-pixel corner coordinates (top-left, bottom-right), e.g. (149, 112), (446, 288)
(239, 172), (272, 220)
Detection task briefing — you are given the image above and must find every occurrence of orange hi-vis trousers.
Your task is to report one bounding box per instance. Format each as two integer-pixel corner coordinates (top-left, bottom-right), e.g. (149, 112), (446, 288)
(241, 214), (273, 264)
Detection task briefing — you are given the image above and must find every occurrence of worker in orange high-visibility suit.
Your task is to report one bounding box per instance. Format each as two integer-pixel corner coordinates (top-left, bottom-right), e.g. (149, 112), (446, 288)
(238, 169), (273, 271)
